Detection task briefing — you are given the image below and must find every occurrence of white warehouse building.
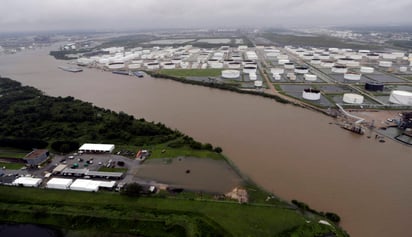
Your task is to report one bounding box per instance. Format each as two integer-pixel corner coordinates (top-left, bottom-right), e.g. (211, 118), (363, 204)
(79, 143), (115, 153)
(46, 178), (73, 190)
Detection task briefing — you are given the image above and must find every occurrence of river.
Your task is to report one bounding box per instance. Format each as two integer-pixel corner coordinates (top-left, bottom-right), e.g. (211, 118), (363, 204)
(0, 47), (411, 237)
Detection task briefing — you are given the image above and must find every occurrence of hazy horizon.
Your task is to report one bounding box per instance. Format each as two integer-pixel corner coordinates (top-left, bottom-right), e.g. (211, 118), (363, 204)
(1, 0), (411, 33)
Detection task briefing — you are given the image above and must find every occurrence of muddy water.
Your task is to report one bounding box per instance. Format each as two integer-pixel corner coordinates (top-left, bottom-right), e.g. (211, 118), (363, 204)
(1, 47), (412, 237)
(136, 157), (243, 193)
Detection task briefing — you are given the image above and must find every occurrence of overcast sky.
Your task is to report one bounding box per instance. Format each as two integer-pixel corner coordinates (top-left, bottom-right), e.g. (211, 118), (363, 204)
(1, 0), (411, 32)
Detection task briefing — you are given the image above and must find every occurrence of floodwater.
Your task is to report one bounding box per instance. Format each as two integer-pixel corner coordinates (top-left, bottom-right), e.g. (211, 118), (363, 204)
(1, 47), (412, 237)
(136, 157), (243, 193)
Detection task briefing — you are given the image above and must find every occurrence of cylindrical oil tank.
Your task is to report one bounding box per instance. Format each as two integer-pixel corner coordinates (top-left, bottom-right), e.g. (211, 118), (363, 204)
(221, 70), (240, 79)
(389, 90), (412, 105)
(367, 53), (380, 60)
(343, 93), (364, 104)
(271, 68), (284, 74)
(321, 60), (334, 68)
(360, 66), (374, 73)
(254, 80), (263, 87)
(310, 58), (321, 64)
(365, 82), (384, 91)
(304, 74), (317, 81)
(243, 65), (257, 74)
(284, 62), (295, 69)
(379, 61), (392, 67)
(162, 62), (176, 69)
(278, 59), (290, 65)
(302, 88), (321, 100)
(344, 72), (362, 81)
(332, 65), (348, 73)
(294, 66), (309, 74)
(228, 62), (241, 69)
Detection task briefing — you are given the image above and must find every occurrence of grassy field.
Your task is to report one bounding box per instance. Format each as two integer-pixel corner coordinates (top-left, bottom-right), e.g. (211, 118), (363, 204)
(0, 185), (348, 237)
(157, 69), (223, 78)
(0, 162), (24, 170)
(0, 151), (27, 159)
(115, 143), (224, 160)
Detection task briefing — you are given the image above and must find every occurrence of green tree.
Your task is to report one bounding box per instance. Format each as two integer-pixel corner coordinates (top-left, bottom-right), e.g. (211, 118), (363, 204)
(121, 183), (143, 197)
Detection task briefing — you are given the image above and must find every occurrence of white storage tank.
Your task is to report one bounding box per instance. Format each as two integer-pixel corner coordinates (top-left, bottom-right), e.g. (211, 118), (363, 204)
(332, 65), (348, 73)
(360, 66), (374, 73)
(310, 58), (321, 64)
(249, 73), (257, 81)
(278, 59), (290, 65)
(344, 72), (362, 81)
(382, 53), (397, 60)
(319, 54), (330, 60)
(162, 62), (176, 69)
(389, 90), (412, 105)
(270, 68), (284, 75)
(127, 63), (141, 69)
(107, 63), (125, 70)
(321, 61), (334, 68)
(379, 61), (392, 67)
(243, 65), (257, 74)
(399, 66), (407, 72)
(221, 70), (240, 79)
(294, 66), (309, 74)
(302, 88), (321, 100)
(254, 80), (263, 87)
(343, 93), (364, 104)
(210, 62), (223, 69)
(284, 62), (295, 69)
(367, 53), (380, 60)
(302, 54), (314, 60)
(228, 62), (241, 69)
(304, 74), (317, 81)
(146, 62), (160, 70)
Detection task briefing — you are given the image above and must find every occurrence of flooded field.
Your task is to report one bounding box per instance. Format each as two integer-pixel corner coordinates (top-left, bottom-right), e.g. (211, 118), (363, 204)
(136, 157), (243, 193)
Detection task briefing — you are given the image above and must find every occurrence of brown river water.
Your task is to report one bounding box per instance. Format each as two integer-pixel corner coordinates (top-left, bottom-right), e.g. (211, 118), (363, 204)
(0, 47), (411, 237)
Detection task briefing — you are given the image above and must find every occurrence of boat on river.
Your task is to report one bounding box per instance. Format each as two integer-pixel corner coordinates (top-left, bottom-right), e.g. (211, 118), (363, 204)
(58, 66), (83, 73)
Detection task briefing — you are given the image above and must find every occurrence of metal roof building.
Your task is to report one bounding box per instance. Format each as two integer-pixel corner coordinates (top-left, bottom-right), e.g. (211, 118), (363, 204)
(79, 143), (115, 153)
(46, 178), (73, 190)
(12, 177), (42, 187)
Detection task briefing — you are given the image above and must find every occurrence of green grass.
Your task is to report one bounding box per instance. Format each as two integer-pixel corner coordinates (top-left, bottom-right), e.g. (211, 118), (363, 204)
(157, 69), (223, 78)
(116, 143), (224, 160)
(98, 167), (128, 172)
(0, 186), (348, 236)
(0, 186), (301, 236)
(0, 151), (26, 158)
(0, 162), (25, 170)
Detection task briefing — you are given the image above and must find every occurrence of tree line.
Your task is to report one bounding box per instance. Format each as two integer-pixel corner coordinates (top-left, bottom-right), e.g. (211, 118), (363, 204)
(0, 76), (210, 152)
